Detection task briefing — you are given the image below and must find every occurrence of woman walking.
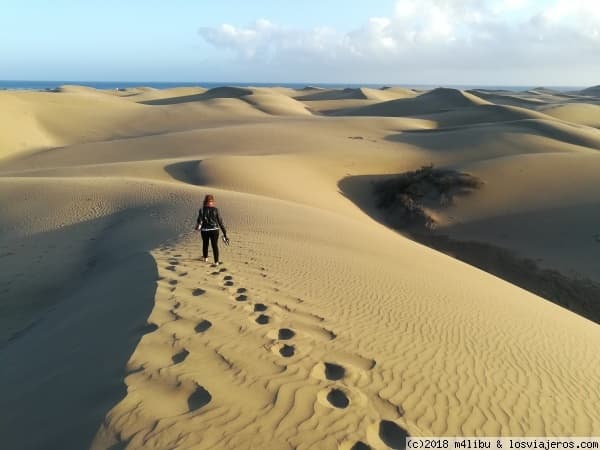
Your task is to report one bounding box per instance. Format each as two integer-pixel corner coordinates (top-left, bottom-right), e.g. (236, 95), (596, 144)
(195, 194), (228, 266)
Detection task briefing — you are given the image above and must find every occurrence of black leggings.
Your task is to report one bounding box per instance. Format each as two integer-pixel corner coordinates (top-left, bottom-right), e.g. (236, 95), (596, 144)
(201, 229), (219, 261)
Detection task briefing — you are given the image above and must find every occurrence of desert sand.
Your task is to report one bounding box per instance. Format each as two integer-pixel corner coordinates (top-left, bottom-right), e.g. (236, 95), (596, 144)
(0, 83), (599, 450)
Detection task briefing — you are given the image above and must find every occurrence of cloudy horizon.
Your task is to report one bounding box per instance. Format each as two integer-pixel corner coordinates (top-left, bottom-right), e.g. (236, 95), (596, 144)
(2, 0), (599, 86)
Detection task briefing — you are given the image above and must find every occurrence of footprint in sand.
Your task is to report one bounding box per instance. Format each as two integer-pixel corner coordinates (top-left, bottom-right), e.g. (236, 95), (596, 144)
(377, 421), (409, 449)
(192, 288), (206, 297)
(311, 361), (356, 383)
(166, 265), (176, 271)
(327, 388), (350, 409)
(277, 328), (295, 340)
(253, 303), (267, 312)
(187, 385), (212, 411)
(223, 275), (233, 281)
(224, 280), (234, 286)
(236, 294), (248, 302)
(178, 272), (188, 277)
(278, 344), (295, 357)
(255, 314), (270, 325)
(168, 279), (178, 286)
(323, 362), (345, 380)
(269, 343), (295, 358)
(350, 442), (371, 450)
(195, 320), (212, 333)
(317, 386), (352, 409)
(236, 287), (247, 294)
(172, 349), (189, 364)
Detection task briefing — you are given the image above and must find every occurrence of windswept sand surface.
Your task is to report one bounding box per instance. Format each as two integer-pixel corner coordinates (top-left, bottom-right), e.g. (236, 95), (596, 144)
(1, 85), (600, 449)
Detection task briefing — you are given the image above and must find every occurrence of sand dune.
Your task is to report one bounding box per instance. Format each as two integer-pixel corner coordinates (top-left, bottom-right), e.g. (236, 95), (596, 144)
(540, 103), (600, 128)
(0, 88), (275, 162)
(295, 87), (416, 102)
(295, 87), (371, 101)
(385, 119), (600, 169)
(123, 87), (208, 103)
(580, 85), (600, 96)
(0, 87), (149, 156)
(201, 86), (255, 99)
(467, 90), (546, 108)
(410, 103), (550, 127)
(0, 116), (429, 172)
(1, 85), (600, 450)
(242, 93), (313, 116)
(0, 92), (58, 159)
(139, 86), (312, 116)
(528, 87), (560, 95)
(467, 88), (589, 109)
(339, 88), (489, 117)
(427, 152), (600, 280)
(297, 87), (418, 115)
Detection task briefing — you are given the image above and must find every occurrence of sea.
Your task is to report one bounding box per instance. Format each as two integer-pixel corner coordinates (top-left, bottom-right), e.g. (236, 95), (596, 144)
(0, 80), (585, 92)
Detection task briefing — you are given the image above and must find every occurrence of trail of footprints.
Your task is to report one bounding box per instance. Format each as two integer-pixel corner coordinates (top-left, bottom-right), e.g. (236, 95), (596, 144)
(145, 245), (410, 449)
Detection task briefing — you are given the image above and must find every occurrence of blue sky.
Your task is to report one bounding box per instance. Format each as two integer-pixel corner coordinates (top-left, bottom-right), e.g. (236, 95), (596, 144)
(1, 0), (598, 85)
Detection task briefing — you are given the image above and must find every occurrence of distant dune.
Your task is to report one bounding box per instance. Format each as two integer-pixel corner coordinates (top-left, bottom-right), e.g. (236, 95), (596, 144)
(541, 103), (600, 128)
(467, 90), (546, 108)
(337, 87), (489, 117)
(139, 86), (312, 116)
(295, 86), (416, 102)
(580, 85), (600, 96)
(1, 83), (600, 450)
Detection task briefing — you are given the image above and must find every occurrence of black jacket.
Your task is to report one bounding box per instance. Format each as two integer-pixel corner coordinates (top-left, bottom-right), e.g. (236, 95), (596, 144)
(197, 206), (227, 234)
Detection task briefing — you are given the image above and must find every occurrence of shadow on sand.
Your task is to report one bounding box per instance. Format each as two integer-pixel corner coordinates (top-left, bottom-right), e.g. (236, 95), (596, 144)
(0, 207), (175, 450)
(338, 174), (600, 325)
(164, 160), (205, 186)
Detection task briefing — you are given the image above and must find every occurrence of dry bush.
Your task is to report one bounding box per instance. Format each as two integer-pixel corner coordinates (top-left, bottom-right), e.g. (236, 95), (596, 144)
(374, 165), (483, 229)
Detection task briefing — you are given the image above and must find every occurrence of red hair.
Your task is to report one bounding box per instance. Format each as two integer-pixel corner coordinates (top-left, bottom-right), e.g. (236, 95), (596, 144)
(203, 194), (215, 207)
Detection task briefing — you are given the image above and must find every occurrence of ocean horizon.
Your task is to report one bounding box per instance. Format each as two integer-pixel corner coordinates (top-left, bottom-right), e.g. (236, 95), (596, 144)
(0, 79), (587, 92)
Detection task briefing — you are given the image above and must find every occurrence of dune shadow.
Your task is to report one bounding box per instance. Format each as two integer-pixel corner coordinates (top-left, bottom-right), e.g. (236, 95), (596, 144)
(385, 118), (600, 155)
(107, 442), (129, 450)
(294, 88), (368, 101)
(139, 87), (253, 105)
(164, 160), (205, 186)
(140, 93), (209, 105)
(338, 173), (600, 324)
(0, 207), (175, 450)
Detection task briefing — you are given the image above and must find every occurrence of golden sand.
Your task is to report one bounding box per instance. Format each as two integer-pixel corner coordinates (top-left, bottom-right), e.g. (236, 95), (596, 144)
(1, 85), (599, 449)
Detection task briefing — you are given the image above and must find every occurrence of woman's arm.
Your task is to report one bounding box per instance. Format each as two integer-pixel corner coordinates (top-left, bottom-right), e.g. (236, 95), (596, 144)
(216, 208), (227, 236)
(195, 208), (203, 230)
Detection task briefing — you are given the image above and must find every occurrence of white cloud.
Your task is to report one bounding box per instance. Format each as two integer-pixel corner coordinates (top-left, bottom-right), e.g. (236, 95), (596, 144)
(198, 0), (600, 85)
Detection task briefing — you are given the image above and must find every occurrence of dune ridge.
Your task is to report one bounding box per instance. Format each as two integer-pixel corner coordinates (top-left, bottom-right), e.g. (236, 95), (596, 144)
(337, 88), (490, 117)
